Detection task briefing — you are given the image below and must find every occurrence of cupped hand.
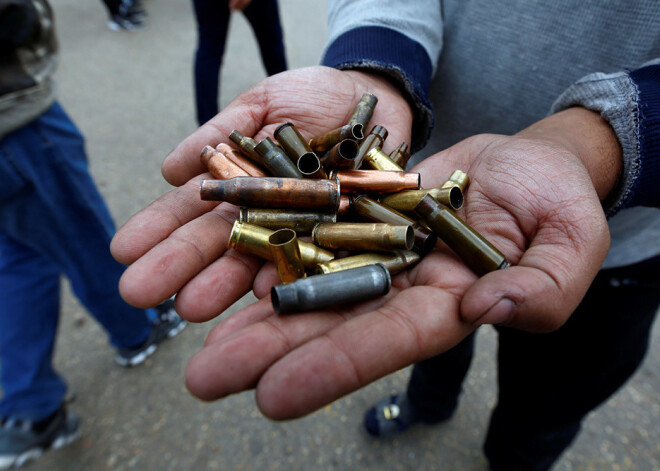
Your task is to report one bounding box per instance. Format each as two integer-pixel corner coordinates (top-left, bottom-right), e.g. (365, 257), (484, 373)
(110, 66), (413, 318)
(184, 112), (613, 420)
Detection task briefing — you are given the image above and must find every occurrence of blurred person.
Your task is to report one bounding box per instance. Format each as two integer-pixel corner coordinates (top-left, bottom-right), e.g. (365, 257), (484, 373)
(0, 1), (185, 468)
(100, 0), (145, 31)
(191, 0), (287, 125)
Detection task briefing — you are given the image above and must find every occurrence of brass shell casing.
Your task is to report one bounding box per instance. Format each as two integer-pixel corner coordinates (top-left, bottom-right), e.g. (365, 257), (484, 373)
(269, 229), (306, 283)
(228, 221), (334, 269)
(352, 196), (438, 254)
(296, 152), (328, 179)
(331, 169), (420, 194)
(229, 130), (262, 163)
(312, 222), (414, 251)
(200, 177), (341, 212)
(273, 123), (326, 178)
(200, 145), (250, 180)
(254, 137), (303, 178)
(389, 141), (411, 169)
(308, 124), (363, 153)
(414, 195), (510, 276)
(355, 125), (388, 168)
(364, 147), (404, 172)
(441, 170), (470, 192)
(381, 187), (464, 212)
(215, 143), (267, 177)
(321, 139), (359, 170)
(347, 93), (378, 133)
(315, 251), (420, 275)
(239, 208), (336, 234)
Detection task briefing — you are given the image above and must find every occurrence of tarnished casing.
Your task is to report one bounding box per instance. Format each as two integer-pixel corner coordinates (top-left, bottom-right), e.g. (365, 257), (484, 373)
(239, 208), (336, 234)
(321, 139), (358, 170)
(414, 195), (510, 275)
(347, 93), (378, 132)
(355, 125), (388, 168)
(200, 177), (341, 212)
(271, 263), (391, 314)
(441, 170), (470, 192)
(389, 141), (411, 169)
(229, 130), (263, 163)
(381, 187), (464, 213)
(228, 221), (334, 269)
(254, 137), (303, 178)
(352, 196), (437, 254)
(312, 222), (414, 251)
(215, 143), (267, 177)
(200, 145), (250, 180)
(331, 169), (420, 194)
(308, 124), (363, 153)
(315, 251), (420, 275)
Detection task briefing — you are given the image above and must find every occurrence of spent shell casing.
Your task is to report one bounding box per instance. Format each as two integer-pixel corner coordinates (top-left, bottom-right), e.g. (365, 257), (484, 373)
(364, 147), (405, 172)
(269, 229), (306, 283)
(239, 208), (336, 234)
(320, 139), (359, 170)
(254, 137), (303, 178)
(331, 169), (420, 194)
(389, 141), (411, 169)
(228, 221), (334, 269)
(441, 170), (470, 192)
(352, 196), (438, 254)
(347, 93), (378, 131)
(355, 125), (388, 168)
(315, 251), (420, 275)
(229, 130), (262, 163)
(215, 143), (267, 177)
(308, 124), (363, 153)
(381, 186), (464, 213)
(337, 194), (353, 219)
(312, 222), (414, 251)
(297, 152), (328, 179)
(200, 145), (250, 179)
(414, 195), (510, 275)
(271, 263), (391, 314)
(200, 177), (341, 212)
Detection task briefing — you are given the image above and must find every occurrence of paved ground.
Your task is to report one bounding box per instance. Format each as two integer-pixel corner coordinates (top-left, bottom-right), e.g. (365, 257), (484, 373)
(17, 0), (660, 469)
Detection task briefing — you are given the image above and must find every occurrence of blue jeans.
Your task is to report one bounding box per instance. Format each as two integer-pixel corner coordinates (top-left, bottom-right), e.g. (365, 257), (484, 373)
(0, 102), (154, 422)
(407, 255), (660, 470)
(192, 0), (287, 125)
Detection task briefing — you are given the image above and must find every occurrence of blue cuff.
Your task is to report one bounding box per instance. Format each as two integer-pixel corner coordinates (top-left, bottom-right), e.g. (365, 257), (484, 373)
(626, 65), (660, 209)
(322, 26), (434, 153)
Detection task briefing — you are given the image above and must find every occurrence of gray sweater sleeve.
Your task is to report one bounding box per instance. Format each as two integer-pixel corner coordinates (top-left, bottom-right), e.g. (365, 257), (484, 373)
(551, 59), (660, 216)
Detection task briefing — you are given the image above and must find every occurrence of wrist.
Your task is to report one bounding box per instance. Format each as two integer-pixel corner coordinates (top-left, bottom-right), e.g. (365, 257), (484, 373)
(517, 107), (623, 201)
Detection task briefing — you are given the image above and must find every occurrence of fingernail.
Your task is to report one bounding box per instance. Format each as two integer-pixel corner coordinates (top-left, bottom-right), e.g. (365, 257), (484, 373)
(475, 298), (514, 325)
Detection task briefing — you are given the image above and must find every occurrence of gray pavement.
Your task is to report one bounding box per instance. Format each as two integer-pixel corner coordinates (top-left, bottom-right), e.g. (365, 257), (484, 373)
(26, 0), (660, 469)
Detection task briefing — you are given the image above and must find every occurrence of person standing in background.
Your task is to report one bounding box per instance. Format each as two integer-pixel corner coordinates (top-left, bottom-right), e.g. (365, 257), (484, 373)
(0, 1), (185, 468)
(191, 0), (287, 125)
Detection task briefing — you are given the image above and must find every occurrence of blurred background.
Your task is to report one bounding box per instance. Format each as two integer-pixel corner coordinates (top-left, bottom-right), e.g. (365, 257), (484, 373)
(25, 0), (660, 469)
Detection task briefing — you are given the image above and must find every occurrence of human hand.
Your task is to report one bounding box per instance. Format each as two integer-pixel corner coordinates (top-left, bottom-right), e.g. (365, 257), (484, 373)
(178, 108), (617, 419)
(111, 66), (413, 316)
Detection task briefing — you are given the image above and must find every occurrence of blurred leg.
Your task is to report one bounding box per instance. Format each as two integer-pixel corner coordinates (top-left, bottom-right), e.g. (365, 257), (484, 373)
(243, 0), (287, 76)
(0, 103), (152, 352)
(484, 256), (660, 471)
(0, 233), (66, 422)
(191, 0), (231, 125)
(406, 332), (476, 421)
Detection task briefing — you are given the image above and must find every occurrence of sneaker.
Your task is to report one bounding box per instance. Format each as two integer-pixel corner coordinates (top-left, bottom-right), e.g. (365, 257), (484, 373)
(115, 299), (186, 367)
(363, 393), (453, 437)
(0, 405), (81, 469)
(107, 10), (144, 32)
(119, 0), (146, 19)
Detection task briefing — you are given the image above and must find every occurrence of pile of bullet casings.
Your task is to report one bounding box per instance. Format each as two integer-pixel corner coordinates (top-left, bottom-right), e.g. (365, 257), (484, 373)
(199, 93), (510, 314)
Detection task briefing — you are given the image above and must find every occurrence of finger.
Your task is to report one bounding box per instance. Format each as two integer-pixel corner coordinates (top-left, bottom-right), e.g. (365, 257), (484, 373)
(460, 207), (610, 332)
(174, 249), (264, 322)
(254, 285), (476, 419)
(117, 200), (241, 309)
(111, 175), (218, 265)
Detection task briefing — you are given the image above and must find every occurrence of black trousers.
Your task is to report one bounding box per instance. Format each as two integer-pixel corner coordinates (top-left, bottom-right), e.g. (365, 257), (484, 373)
(406, 255), (660, 470)
(192, 0), (288, 125)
